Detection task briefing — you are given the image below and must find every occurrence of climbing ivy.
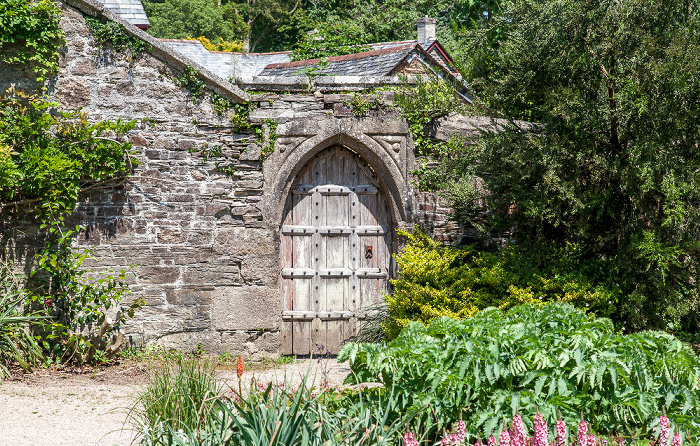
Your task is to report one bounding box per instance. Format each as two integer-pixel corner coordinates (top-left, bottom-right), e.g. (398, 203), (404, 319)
(209, 92), (235, 118)
(0, 0), (65, 83)
(257, 118), (278, 160)
(170, 65), (206, 100)
(85, 16), (151, 57)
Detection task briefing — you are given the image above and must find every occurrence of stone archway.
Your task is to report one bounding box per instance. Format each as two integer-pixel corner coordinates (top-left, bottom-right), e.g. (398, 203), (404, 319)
(279, 146), (394, 355)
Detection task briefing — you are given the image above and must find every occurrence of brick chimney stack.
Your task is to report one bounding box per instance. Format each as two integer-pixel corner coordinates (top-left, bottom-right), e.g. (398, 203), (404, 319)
(417, 16), (436, 43)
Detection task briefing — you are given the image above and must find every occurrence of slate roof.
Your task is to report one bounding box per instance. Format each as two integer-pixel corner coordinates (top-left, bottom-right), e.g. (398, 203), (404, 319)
(259, 43), (421, 77)
(96, 0), (150, 28)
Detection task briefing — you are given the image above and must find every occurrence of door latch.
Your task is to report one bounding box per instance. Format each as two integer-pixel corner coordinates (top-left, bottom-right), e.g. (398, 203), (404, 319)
(365, 245), (373, 259)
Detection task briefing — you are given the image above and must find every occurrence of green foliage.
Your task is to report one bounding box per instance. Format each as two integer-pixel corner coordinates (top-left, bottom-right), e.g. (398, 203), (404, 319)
(0, 0), (65, 82)
(343, 93), (381, 117)
(0, 260), (45, 378)
(340, 304), (700, 442)
(143, 0), (249, 42)
(291, 21), (370, 61)
(385, 230), (618, 339)
(258, 118), (278, 160)
(230, 102), (252, 132)
(394, 75), (467, 157)
(209, 92), (235, 118)
(130, 356), (223, 438)
(171, 66), (206, 100)
(137, 371), (412, 446)
(85, 16), (151, 57)
(0, 90), (136, 215)
(446, 0), (700, 333)
(186, 36), (244, 53)
(30, 221), (142, 364)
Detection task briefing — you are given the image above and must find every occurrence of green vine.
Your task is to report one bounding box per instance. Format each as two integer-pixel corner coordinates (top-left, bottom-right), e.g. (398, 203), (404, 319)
(85, 16), (151, 58)
(170, 65), (206, 100)
(210, 92), (235, 118)
(0, 0), (65, 83)
(343, 92), (383, 117)
(230, 102), (252, 131)
(257, 118), (278, 161)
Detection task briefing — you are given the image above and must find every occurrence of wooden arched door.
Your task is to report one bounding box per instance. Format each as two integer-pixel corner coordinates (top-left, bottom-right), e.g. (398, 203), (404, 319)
(280, 146), (393, 355)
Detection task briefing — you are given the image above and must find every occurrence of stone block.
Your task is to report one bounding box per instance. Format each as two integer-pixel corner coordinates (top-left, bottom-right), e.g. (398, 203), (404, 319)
(241, 254), (278, 285)
(165, 288), (212, 306)
(138, 266), (181, 284)
(54, 78), (91, 108)
(213, 227), (275, 256)
(212, 286), (280, 331)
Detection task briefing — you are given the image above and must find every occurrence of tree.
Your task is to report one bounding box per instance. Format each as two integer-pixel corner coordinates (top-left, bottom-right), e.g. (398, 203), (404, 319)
(430, 0), (700, 333)
(143, 0), (248, 42)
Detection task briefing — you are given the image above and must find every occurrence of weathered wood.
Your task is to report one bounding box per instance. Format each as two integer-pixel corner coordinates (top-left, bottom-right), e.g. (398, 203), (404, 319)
(280, 146), (393, 354)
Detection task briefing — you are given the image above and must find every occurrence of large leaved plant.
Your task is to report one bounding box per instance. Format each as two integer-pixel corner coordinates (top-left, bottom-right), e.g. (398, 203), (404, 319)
(339, 303), (700, 442)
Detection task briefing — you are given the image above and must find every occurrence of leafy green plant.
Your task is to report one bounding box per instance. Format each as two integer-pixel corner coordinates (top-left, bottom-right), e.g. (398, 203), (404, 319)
(209, 92), (235, 118)
(257, 118), (278, 160)
(230, 102), (251, 132)
(0, 89), (137, 216)
(385, 229), (618, 339)
(0, 260), (46, 378)
(129, 356), (223, 439)
(394, 75), (466, 157)
(340, 303), (700, 442)
(171, 66), (206, 100)
(138, 371), (414, 446)
(85, 16), (151, 57)
(30, 221), (141, 364)
(0, 0), (65, 82)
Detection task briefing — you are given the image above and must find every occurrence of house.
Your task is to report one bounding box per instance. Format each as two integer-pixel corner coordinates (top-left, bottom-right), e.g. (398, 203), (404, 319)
(1, 0), (496, 356)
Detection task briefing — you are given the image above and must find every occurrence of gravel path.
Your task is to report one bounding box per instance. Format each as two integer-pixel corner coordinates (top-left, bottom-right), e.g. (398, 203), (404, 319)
(0, 358), (351, 446)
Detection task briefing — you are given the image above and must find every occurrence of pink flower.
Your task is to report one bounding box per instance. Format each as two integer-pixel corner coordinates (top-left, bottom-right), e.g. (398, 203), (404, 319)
(659, 414), (670, 446)
(512, 415), (527, 446)
(404, 431), (419, 446)
(672, 431), (682, 446)
(488, 435), (497, 446)
(533, 412), (548, 446)
(455, 420), (466, 443)
(500, 428), (512, 446)
(556, 419), (567, 446)
(577, 418), (588, 446)
(586, 434), (597, 446)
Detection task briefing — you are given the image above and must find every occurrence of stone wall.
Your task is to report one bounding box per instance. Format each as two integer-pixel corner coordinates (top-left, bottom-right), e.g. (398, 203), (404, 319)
(0, 0), (489, 355)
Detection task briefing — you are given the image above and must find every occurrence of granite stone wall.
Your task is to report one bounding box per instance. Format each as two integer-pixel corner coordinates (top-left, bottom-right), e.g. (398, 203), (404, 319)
(0, 1), (489, 355)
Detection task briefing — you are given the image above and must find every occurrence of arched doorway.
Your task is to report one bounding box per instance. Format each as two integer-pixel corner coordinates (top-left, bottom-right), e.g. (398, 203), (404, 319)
(280, 146), (393, 354)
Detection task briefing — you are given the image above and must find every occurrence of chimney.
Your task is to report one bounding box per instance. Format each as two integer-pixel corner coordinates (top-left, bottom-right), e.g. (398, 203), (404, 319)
(417, 16), (436, 43)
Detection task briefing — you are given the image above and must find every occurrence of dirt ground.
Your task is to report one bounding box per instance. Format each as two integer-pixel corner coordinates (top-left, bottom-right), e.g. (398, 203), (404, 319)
(0, 358), (351, 446)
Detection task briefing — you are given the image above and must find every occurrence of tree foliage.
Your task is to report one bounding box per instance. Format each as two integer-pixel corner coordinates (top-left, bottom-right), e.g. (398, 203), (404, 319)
(421, 0), (700, 333)
(340, 304), (700, 442)
(143, 0), (249, 42)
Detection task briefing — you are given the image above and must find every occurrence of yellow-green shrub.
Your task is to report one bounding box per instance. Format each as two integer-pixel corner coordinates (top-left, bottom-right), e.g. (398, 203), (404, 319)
(384, 230), (619, 338)
(186, 36), (244, 52)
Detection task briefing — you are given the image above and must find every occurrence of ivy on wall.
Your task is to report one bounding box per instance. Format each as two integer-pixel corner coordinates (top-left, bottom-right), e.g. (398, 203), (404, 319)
(0, 0), (66, 82)
(85, 16), (152, 58)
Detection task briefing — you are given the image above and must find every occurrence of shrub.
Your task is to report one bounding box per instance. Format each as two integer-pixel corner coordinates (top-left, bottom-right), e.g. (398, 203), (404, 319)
(339, 303), (700, 442)
(384, 230), (618, 339)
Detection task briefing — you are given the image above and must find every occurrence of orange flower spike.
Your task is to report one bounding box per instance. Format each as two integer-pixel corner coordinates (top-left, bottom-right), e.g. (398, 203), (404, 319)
(237, 355), (244, 380)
